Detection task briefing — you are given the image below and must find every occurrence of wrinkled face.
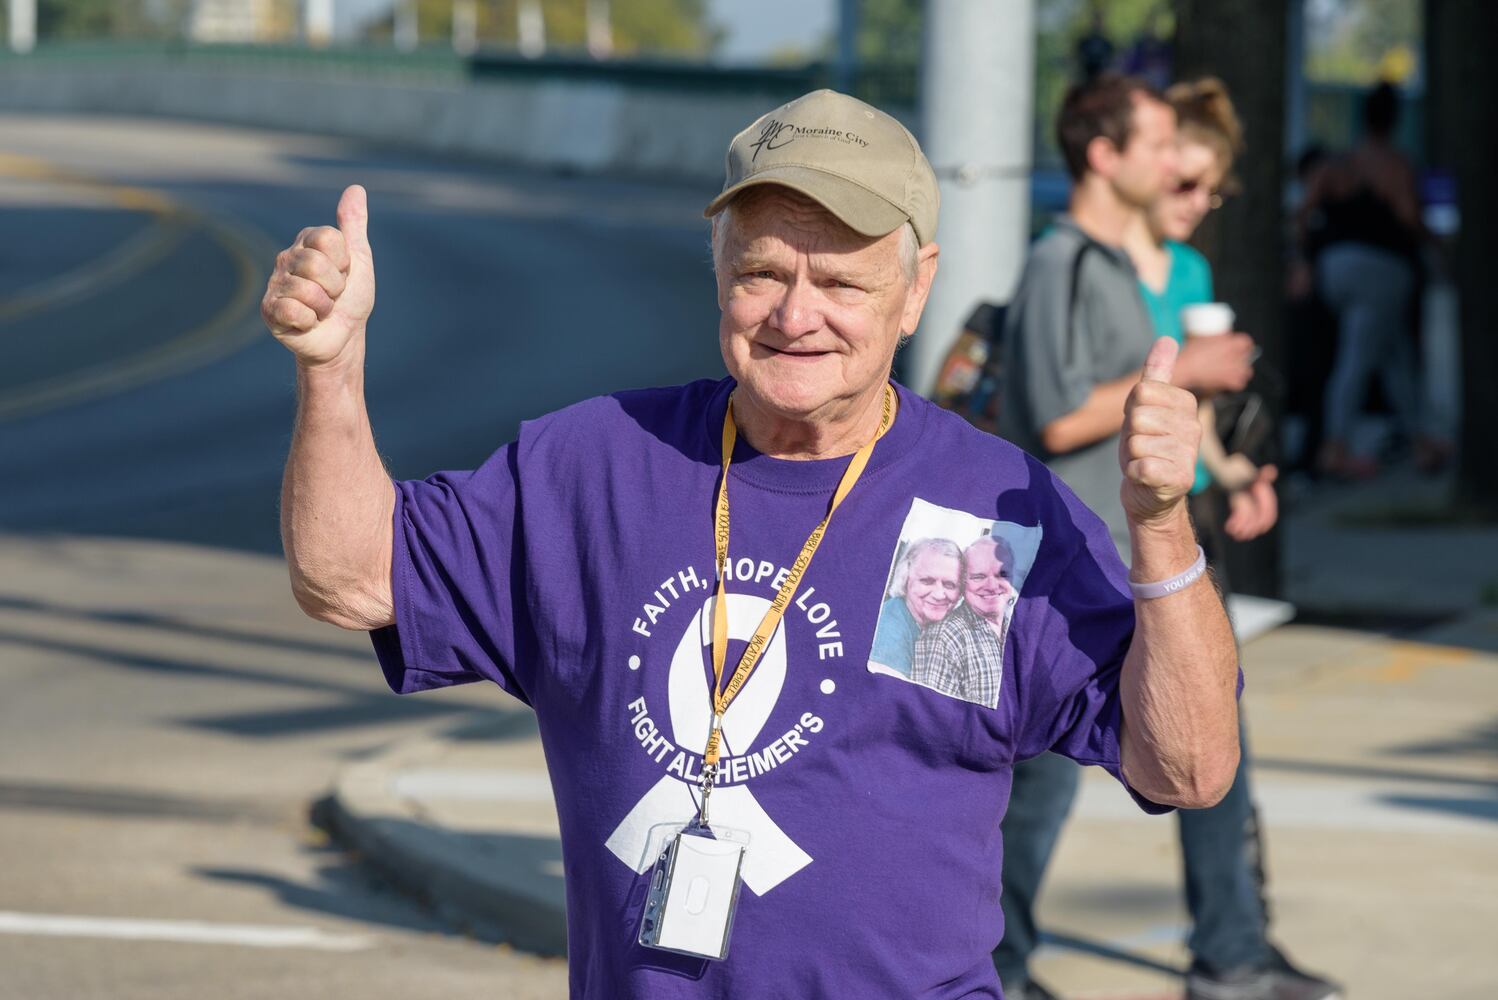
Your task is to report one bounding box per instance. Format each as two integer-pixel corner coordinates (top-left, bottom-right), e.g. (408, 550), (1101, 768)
(715, 188), (930, 423)
(904, 548), (961, 626)
(1149, 139), (1226, 243)
(1110, 96), (1178, 209)
(963, 541), (1016, 623)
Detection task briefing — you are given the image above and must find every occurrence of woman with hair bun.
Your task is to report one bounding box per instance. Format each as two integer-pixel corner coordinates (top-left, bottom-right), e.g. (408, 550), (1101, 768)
(1124, 77), (1278, 543)
(1115, 77), (1339, 1000)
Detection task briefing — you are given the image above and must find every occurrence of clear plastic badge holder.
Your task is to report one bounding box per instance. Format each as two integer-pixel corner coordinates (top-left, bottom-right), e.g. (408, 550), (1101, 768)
(637, 820), (749, 961)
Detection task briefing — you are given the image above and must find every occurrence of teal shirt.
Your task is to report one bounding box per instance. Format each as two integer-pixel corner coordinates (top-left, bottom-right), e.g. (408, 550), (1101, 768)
(1138, 241), (1214, 495)
(870, 596), (919, 676)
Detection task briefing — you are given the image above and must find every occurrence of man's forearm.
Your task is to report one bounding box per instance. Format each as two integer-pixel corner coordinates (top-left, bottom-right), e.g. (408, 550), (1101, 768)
(281, 340), (397, 630)
(1118, 506), (1240, 808)
(1039, 372), (1139, 454)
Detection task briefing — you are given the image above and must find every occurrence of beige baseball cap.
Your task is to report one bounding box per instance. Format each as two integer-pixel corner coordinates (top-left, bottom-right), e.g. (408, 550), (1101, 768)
(704, 89), (939, 246)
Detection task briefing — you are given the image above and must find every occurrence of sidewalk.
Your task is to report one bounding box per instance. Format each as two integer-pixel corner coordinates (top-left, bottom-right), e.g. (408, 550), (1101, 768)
(1283, 465), (1498, 618)
(322, 467), (1498, 998)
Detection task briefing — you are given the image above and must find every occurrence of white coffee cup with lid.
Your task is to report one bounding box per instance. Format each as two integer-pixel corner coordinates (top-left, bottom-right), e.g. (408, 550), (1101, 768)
(1180, 302), (1236, 337)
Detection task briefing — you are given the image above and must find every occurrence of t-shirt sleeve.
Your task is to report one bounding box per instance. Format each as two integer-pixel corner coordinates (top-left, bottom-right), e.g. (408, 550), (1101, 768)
(1008, 480), (1172, 814)
(1005, 250), (1097, 437)
(368, 442), (533, 705)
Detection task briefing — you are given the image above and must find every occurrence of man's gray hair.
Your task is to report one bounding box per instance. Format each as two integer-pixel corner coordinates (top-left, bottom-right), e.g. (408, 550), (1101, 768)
(710, 201), (920, 286)
(889, 537), (962, 597)
(965, 534), (1016, 573)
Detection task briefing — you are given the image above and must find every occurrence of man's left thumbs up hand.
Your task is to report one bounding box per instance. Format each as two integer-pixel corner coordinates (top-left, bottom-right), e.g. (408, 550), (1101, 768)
(1119, 337), (1202, 528)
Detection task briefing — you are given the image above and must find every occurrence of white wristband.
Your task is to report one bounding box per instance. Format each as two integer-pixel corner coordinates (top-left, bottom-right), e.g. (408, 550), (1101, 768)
(1128, 545), (1207, 600)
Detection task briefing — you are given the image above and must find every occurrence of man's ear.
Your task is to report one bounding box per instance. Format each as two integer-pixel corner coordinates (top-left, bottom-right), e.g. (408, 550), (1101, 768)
(900, 242), (941, 336)
(1086, 135), (1120, 179)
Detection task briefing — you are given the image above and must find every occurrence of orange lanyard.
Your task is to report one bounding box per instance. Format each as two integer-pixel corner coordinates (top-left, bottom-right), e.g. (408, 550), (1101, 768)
(702, 384), (896, 768)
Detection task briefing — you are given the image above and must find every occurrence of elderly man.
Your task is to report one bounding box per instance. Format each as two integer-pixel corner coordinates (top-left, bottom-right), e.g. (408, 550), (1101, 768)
(869, 537), (962, 676)
(263, 89), (1239, 999)
(910, 535), (1019, 707)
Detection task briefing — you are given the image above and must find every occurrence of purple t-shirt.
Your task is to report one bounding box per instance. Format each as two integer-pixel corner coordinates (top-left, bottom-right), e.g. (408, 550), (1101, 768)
(370, 378), (1167, 999)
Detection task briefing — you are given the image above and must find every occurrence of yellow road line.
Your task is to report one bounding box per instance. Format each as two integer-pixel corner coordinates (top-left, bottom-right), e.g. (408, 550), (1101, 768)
(0, 153), (272, 422)
(0, 152), (189, 323)
(0, 211), (272, 423)
(0, 152), (174, 213)
(0, 213), (191, 325)
(1374, 639), (1476, 683)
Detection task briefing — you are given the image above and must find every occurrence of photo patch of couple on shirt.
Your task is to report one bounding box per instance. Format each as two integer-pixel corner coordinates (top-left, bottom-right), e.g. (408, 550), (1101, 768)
(868, 498), (1042, 709)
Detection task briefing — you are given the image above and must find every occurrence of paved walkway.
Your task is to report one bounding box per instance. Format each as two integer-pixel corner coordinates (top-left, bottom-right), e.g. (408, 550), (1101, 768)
(323, 465), (1498, 998)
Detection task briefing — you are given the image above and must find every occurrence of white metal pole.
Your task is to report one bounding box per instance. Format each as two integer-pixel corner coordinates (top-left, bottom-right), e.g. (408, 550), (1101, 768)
(586, 0), (612, 59)
(9, 0), (36, 54)
(395, 0), (418, 52)
(517, 0), (545, 59)
(910, 0), (1036, 395)
(453, 0), (478, 55)
(305, 0), (334, 48)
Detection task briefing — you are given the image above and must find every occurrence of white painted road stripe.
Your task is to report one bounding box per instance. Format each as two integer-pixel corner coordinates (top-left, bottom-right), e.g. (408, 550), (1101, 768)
(1076, 773), (1496, 836)
(390, 768), (555, 801)
(0, 912), (373, 951)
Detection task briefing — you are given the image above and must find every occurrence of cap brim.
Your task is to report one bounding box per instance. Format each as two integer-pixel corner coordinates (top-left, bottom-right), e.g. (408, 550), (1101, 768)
(703, 165), (910, 240)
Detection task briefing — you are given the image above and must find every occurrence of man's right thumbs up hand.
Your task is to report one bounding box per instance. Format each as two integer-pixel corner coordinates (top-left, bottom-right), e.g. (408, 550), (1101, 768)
(262, 184), (377, 370)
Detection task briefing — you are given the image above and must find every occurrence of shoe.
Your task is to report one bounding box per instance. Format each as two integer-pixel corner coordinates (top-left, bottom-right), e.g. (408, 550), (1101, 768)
(1413, 435), (1453, 475)
(1185, 950), (1342, 1000)
(1314, 440), (1379, 482)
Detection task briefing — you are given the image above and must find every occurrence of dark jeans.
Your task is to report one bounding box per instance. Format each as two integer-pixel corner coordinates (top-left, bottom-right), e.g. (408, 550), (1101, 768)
(994, 491), (1272, 988)
(993, 751), (1080, 991)
(994, 727), (1269, 988)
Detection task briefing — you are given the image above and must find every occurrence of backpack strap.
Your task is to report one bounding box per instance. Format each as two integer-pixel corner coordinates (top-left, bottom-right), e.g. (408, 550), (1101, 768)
(1063, 235), (1098, 368)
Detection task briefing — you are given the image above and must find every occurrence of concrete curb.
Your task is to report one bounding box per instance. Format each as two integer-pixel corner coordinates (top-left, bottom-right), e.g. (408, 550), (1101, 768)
(318, 738), (569, 956)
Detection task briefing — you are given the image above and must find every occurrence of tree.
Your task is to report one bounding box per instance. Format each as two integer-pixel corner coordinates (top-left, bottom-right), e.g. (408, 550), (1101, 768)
(1031, 0), (1173, 165)
(36, 0), (153, 38)
(855, 0), (922, 66)
(1174, 0), (1289, 597)
(1306, 0), (1421, 83)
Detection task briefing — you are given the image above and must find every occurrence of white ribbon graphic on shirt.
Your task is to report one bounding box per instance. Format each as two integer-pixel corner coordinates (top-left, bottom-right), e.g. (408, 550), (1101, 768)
(604, 593), (813, 895)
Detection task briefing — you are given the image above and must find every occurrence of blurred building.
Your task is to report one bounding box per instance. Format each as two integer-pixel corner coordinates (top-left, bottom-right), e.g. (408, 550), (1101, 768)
(189, 0), (293, 43)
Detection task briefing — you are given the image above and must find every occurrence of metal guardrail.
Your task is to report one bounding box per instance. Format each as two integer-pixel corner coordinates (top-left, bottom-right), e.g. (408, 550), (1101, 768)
(470, 53), (921, 107)
(0, 41), (921, 109)
(0, 41), (468, 83)
(0, 43), (1419, 163)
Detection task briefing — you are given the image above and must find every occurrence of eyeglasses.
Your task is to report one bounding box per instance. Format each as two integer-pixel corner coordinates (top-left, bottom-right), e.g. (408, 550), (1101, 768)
(1170, 176), (1225, 210)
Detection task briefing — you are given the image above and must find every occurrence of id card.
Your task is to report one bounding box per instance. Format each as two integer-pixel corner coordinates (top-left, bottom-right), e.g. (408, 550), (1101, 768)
(637, 824), (747, 961)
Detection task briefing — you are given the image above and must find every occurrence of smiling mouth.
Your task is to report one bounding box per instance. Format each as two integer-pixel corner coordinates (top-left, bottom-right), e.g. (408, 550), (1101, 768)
(769, 347), (832, 359)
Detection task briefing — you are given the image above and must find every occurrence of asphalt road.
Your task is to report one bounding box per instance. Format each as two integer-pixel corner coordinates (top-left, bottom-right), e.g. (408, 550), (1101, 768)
(0, 112), (727, 999)
(0, 111), (726, 554)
